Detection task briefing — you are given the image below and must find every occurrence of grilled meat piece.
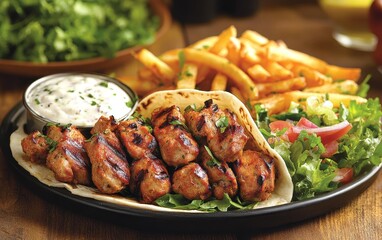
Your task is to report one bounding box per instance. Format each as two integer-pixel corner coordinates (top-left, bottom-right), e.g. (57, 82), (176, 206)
(45, 125), (91, 185)
(85, 116), (130, 194)
(116, 118), (157, 160)
(184, 99), (248, 162)
(199, 145), (238, 199)
(151, 105), (199, 167)
(172, 162), (211, 200)
(21, 130), (49, 164)
(234, 150), (276, 202)
(130, 157), (171, 203)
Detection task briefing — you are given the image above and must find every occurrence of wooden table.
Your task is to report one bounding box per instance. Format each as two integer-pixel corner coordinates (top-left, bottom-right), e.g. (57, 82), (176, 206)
(1, 1), (381, 239)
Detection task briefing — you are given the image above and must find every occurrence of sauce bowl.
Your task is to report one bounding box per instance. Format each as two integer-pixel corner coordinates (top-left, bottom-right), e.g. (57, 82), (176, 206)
(23, 73), (138, 134)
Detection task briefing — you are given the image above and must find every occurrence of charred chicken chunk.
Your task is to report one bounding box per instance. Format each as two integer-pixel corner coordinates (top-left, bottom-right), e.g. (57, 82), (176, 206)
(116, 118), (157, 160)
(45, 125), (91, 185)
(172, 162), (211, 200)
(21, 130), (49, 164)
(151, 105), (199, 167)
(234, 150), (276, 202)
(199, 145), (238, 199)
(184, 99), (248, 162)
(130, 157), (171, 203)
(85, 116), (130, 194)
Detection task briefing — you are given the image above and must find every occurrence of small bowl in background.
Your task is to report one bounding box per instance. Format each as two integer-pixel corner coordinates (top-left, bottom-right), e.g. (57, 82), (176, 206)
(23, 73), (138, 134)
(0, 0), (171, 77)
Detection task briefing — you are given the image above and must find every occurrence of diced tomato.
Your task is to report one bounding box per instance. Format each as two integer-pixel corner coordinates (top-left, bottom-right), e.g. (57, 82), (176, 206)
(321, 141), (339, 158)
(333, 168), (354, 184)
(269, 120), (296, 141)
(269, 120), (294, 132)
(296, 117), (318, 129)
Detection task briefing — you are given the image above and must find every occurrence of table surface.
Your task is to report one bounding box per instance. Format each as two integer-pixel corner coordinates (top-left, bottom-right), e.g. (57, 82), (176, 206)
(1, 1), (381, 239)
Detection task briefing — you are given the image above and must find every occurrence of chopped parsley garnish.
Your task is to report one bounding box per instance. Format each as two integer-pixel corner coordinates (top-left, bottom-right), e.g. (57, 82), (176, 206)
(204, 145), (221, 167)
(34, 98), (40, 105)
(215, 116), (229, 133)
(169, 119), (189, 131)
(99, 82), (108, 88)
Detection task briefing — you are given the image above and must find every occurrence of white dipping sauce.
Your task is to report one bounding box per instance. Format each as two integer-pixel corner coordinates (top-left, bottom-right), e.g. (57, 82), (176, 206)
(26, 74), (134, 127)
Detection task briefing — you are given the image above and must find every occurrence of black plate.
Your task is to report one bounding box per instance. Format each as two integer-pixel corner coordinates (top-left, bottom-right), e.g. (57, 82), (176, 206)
(1, 102), (381, 233)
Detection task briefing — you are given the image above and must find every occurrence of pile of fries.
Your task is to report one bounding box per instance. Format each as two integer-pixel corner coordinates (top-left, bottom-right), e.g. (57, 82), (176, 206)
(118, 26), (367, 116)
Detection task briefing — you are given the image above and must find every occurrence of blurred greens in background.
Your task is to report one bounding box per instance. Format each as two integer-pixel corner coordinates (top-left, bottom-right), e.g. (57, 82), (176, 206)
(0, 0), (159, 63)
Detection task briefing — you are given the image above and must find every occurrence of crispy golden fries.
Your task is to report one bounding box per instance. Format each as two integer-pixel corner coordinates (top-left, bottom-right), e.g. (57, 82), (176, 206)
(134, 49), (175, 85)
(126, 26), (366, 117)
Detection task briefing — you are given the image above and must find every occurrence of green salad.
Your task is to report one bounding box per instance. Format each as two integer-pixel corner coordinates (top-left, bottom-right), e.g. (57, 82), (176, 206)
(255, 84), (382, 200)
(0, 0), (159, 62)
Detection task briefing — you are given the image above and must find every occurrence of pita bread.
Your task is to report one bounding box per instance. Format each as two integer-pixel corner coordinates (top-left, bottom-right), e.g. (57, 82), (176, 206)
(10, 90), (293, 212)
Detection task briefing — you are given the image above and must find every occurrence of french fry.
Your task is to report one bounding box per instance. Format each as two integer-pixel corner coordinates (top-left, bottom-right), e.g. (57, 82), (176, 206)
(291, 65), (332, 87)
(250, 93), (290, 116)
(196, 26), (237, 83)
(257, 77), (306, 96)
(264, 61), (293, 81)
(304, 80), (359, 95)
(210, 73), (228, 91)
(285, 91), (367, 108)
(188, 36), (218, 50)
(240, 30), (269, 46)
(176, 63), (198, 89)
(266, 45), (328, 73)
(230, 86), (245, 102)
(209, 25), (237, 54)
(325, 65), (361, 81)
(247, 64), (271, 82)
(134, 49), (176, 85)
(183, 48), (259, 100)
(226, 37), (241, 66)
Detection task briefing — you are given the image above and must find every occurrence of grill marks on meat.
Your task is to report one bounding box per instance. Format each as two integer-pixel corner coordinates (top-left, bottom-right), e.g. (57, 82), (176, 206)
(234, 150), (276, 202)
(184, 101), (248, 162)
(45, 125), (91, 185)
(172, 162), (211, 200)
(151, 105), (199, 167)
(199, 146), (238, 200)
(116, 119), (158, 160)
(85, 116), (130, 194)
(130, 157), (170, 203)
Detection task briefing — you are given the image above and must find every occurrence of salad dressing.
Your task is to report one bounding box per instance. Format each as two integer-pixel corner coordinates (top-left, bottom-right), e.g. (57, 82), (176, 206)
(26, 74), (134, 127)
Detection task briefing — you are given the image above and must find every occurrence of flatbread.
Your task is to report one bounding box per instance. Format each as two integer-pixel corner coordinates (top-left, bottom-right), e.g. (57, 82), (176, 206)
(137, 89), (293, 207)
(10, 90), (293, 212)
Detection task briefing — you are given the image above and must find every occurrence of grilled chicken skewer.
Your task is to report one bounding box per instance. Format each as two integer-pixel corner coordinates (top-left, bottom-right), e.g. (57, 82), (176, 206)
(85, 116), (130, 194)
(199, 145), (238, 200)
(234, 150), (276, 202)
(45, 124), (91, 185)
(151, 105), (199, 167)
(184, 99), (248, 162)
(172, 162), (211, 200)
(21, 130), (49, 164)
(129, 157), (171, 203)
(116, 118), (158, 160)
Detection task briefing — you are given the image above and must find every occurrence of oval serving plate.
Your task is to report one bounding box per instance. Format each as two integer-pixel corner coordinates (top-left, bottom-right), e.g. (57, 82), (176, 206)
(1, 102), (381, 232)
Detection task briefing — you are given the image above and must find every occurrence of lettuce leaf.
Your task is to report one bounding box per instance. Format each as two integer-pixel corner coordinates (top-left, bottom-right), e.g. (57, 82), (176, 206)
(155, 193), (257, 212)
